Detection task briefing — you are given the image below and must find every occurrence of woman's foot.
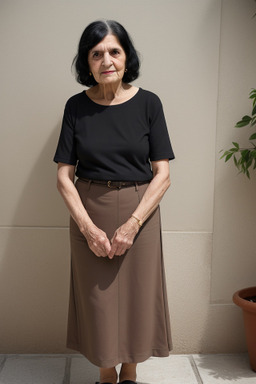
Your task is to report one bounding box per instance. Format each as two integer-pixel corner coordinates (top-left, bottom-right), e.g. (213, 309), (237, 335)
(96, 382), (116, 384)
(118, 381), (137, 384)
(119, 363), (137, 383)
(99, 366), (118, 384)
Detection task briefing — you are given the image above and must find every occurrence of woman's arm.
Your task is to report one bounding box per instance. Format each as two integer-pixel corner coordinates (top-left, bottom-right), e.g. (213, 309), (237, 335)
(56, 163), (111, 257)
(109, 159), (170, 257)
(132, 159), (171, 223)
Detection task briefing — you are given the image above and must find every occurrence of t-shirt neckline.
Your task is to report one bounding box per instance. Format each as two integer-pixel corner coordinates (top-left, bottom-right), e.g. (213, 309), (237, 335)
(84, 87), (141, 107)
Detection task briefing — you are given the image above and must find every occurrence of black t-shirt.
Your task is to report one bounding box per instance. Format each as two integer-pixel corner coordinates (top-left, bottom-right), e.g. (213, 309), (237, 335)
(54, 88), (174, 181)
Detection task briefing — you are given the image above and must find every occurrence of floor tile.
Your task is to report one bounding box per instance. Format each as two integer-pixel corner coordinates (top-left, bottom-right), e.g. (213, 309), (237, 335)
(70, 356), (99, 384)
(0, 355), (66, 384)
(136, 355), (198, 384)
(0, 356), (6, 374)
(193, 353), (256, 383)
(70, 355), (198, 384)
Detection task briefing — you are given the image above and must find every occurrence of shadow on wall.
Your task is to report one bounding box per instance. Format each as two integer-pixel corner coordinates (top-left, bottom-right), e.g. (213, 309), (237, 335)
(199, 301), (247, 355)
(0, 124), (71, 353)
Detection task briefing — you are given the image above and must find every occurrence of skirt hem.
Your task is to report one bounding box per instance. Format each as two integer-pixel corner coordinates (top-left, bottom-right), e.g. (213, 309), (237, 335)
(67, 341), (172, 368)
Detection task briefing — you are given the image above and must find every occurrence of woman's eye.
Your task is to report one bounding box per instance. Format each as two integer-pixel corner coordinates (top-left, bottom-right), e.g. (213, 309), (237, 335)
(92, 52), (102, 59)
(111, 49), (120, 56)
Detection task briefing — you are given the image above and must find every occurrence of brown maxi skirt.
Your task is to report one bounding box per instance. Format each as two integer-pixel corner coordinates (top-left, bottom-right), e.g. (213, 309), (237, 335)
(67, 178), (172, 368)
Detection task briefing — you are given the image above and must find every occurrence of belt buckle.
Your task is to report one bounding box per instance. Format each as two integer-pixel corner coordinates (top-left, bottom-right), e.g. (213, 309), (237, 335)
(107, 181), (116, 189)
(107, 180), (122, 189)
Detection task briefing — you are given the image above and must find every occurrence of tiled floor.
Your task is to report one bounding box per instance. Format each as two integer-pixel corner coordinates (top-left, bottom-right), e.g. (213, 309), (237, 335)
(0, 353), (255, 383)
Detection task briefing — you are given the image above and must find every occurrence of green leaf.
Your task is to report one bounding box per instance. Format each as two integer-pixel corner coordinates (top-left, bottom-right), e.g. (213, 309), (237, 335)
(252, 103), (256, 116)
(220, 150), (230, 159)
(225, 153), (233, 162)
(249, 132), (256, 140)
(246, 157), (253, 170)
(235, 115), (252, 127)
(232, 142), (239, 149)
(242, 115), (252, 121)
(251, 150), (256, 158)
(233, 155), (238, 167)
(241, 149), (250, 160)
(236, 121), (250, 128)
(249, 89), (256, 100)
(251, 116), (256, 126)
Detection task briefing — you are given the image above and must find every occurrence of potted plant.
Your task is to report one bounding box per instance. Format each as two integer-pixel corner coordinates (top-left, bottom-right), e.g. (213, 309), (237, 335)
(221, 89), (256, 371)
(233, 287), (256, 371)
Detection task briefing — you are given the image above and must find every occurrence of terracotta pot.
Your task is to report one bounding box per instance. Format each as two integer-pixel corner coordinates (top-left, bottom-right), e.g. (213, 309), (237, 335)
(233, 286), (256, 372)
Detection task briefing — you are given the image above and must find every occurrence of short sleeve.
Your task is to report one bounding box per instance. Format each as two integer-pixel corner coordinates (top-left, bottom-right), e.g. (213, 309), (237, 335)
(53, 99), (77, 165)
(148, 94), (175, 161)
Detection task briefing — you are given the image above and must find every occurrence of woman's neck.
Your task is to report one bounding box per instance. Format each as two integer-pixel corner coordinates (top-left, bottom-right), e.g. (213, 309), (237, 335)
(90, 82), (131, 102)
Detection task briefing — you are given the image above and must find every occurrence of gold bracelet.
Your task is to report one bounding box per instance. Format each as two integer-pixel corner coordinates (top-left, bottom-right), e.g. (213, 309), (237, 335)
(131, 215), (143, 227)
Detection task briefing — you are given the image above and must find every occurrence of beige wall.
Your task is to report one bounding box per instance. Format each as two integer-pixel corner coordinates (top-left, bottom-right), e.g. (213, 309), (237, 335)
(0, 0), (256, 354)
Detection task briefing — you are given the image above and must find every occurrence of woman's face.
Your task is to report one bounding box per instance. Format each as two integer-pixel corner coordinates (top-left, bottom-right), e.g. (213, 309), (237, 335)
(88, 34), (127, 85)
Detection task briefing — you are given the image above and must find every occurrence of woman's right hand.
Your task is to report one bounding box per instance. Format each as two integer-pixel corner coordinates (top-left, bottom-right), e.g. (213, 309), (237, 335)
(57, 163), (111, 258)
(82, 223), (111, 257)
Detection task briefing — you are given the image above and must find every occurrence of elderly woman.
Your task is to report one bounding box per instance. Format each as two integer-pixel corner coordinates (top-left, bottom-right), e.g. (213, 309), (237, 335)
(54, 20), (174, 384)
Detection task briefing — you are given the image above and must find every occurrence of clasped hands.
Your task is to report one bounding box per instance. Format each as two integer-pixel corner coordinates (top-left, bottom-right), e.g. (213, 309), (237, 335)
(84, 218), (141, 259)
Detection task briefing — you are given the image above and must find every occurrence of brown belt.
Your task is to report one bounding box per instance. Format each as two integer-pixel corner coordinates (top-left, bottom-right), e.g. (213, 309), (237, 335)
(79, 178), (150, 189)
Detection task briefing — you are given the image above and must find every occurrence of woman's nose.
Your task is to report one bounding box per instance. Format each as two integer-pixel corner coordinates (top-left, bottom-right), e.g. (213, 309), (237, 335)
(102, 52), (112, 67)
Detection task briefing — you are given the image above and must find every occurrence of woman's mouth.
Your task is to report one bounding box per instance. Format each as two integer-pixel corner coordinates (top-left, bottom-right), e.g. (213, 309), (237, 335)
(101, 70), (116, 75)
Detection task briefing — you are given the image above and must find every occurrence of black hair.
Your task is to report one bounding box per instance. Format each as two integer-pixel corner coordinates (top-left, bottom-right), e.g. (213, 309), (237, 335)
(72, 20), (140, 87)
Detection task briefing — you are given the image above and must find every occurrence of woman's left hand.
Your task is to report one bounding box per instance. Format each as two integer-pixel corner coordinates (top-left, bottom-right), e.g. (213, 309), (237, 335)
(108, 218), (140, 259)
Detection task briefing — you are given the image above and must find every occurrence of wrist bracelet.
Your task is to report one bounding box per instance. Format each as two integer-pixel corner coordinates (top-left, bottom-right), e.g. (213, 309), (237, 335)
(131, 215), (143, 227)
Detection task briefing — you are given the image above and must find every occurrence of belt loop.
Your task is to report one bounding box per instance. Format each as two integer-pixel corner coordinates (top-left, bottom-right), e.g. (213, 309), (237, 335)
(87, 179), (92, 191)
(135, 182), (139, 191)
